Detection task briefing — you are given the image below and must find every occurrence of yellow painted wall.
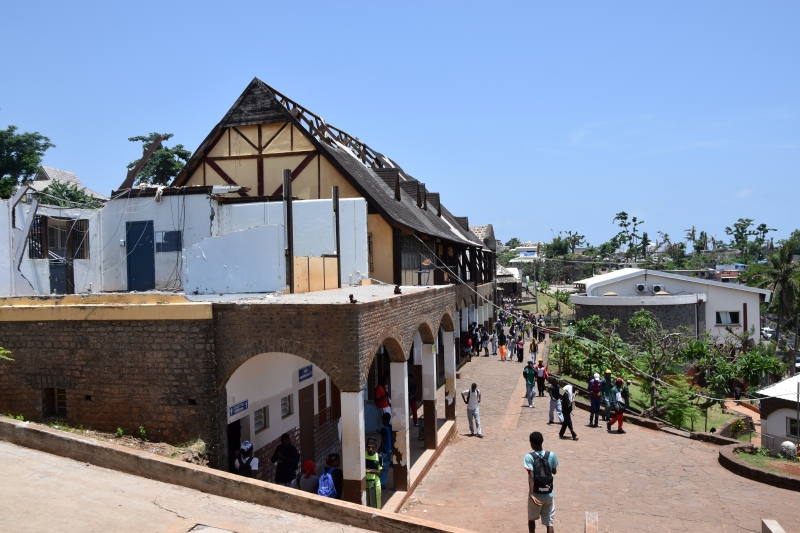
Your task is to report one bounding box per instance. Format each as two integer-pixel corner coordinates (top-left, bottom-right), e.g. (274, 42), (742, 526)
(368, 214), (394, 284)
(183, 124), (366, 203)
(319, 156), (360, 199)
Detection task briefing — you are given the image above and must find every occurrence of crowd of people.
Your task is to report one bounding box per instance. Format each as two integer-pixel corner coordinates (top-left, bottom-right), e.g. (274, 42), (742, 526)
(229, 302), (634, 523)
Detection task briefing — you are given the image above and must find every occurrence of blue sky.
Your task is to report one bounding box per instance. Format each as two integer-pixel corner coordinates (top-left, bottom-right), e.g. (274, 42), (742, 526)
(3, 1), (798, 246)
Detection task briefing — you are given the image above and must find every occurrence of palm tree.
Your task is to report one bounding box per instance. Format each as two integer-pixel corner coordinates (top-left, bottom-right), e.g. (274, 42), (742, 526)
(753, 238), (800, 346)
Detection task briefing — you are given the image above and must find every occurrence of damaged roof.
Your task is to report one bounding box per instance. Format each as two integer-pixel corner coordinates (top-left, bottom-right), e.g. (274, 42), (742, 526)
(29, 166), (108, 201)
(173, 78), (487, 249)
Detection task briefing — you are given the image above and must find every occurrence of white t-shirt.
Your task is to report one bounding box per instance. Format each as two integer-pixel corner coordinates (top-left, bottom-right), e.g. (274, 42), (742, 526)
(462, 389), (481, 410)
(235, 456), (259, 474)
(537, 366), (546, 377)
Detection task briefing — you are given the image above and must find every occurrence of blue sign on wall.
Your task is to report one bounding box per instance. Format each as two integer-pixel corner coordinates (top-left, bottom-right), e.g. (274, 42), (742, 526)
(229, 400), (248, 417)
(299, 365), (313, 382)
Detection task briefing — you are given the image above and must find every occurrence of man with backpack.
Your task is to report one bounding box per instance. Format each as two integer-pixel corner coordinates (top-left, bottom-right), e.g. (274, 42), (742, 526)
(318, 453), (343, 499)
(607, 377), (626, 434)
(587, 373), (602, 427)
(524, 431), (558, 533)
(461, 383), (483, 438)
(235, 440), (258, 478)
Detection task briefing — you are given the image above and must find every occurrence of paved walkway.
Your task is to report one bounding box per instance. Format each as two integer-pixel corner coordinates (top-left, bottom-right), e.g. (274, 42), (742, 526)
(404, 337), (800, 533)
(0, 440), (371, 533)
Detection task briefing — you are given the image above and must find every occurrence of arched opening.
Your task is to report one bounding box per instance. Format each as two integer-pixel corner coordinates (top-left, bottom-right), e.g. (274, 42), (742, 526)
(223, 352), (341, 484)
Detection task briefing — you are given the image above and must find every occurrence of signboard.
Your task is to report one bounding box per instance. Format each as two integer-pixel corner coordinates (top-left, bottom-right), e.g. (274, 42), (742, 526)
(299, 365), (313, 382)
(229, 400), (248, 417)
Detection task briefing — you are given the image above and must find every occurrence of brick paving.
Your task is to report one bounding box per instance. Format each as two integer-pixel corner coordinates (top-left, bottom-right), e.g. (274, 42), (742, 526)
(404, 337), (800, 533)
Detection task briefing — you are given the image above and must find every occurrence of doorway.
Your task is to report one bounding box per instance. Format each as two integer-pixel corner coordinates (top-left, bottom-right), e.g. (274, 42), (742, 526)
(227, 419), (241, 473)
(298, 383), (316, 462)
(126, 221), (155, 291)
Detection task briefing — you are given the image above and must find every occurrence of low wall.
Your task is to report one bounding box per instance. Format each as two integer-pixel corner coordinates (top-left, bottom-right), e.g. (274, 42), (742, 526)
(718, 442), (800, 493)
(0, 417), (474, 533)
(690, 432), (742, 446)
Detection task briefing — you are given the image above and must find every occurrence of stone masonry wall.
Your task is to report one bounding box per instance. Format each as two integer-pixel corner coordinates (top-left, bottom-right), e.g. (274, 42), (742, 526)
(0, 320), (217, 447)
(575, 302), (705, 341)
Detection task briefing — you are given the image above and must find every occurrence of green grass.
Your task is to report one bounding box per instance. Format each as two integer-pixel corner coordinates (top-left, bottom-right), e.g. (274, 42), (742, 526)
(518, 291), (572, 316)
(737, 451), (800, 477)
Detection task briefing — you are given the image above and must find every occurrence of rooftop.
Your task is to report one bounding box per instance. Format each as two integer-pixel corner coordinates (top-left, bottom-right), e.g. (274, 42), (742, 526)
(28, 166), (109, 201)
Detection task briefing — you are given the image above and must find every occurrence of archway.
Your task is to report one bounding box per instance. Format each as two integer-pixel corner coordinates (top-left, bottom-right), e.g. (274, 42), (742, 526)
(222, 352), (341, 483)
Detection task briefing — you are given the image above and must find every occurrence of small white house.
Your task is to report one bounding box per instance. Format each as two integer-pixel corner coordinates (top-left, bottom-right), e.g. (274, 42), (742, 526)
(571, 268), (771, 342)
(758, 375), (800, 454)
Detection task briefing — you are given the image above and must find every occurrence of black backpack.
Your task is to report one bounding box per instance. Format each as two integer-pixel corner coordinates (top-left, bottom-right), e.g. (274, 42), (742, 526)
(529, 451), (553, 495)
(238, 455), (253, 478)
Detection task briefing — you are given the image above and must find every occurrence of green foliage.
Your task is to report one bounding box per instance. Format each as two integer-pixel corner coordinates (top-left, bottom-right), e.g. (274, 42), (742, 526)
(0, 125), (55, 199)
(749, 238), (800, 336)
(15, 414), (24, 421)
(128, 133), (191, 186)
(725, 218), (775, 260)
(40, 180), (103, 208)
(757, 446), (773, 457)
(661, 378), (701, 428)
(504, 237), (522, 248)
(116, 427), (124, 438)
(0, 346), (12, 362)
(545, 236), (571, 258)
(728, 418), (748, 437)
(736, 342), (785, 387)
(139, 425), (147, 441)
(497, 250), (517, 267)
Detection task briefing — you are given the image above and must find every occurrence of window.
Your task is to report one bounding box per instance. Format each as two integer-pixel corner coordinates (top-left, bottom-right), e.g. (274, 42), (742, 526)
(254, 406), (269, 433)
(367, 233), (374, 273)
(42, 388), (67, 418)
(788, 417), (799, 438)
(281, 394), (294, 419)
(156, 230), (182, 253)
(71, 219), (90, 259)
(28, 216), (47, 259)
(715, 311), (740, 325)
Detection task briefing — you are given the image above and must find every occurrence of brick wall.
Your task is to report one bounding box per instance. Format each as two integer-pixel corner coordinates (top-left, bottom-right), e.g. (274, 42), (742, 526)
(0, 285), (458, 471)
(575, 302), (705, 340)
(0, 320), (217, 447)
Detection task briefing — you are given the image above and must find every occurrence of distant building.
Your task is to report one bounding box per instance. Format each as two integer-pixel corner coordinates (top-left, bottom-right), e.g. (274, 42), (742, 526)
(571, 268), (771, 342)
(757, 375), (800, 455)
(27, 166), (108, 202)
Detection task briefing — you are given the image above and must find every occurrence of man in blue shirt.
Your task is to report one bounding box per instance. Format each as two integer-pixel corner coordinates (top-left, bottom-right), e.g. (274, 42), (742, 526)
(524, 431), (558, 533)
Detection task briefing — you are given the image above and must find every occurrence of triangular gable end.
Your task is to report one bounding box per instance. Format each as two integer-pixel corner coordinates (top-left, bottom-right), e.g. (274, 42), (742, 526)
(221, 78), (289, 128)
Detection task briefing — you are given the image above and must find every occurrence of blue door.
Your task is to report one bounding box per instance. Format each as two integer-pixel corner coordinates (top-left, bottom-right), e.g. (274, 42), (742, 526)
(126, 221), (155, 291)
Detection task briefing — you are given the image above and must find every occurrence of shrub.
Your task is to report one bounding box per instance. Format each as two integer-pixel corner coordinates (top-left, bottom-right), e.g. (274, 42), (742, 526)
(115, 427), (124, 438)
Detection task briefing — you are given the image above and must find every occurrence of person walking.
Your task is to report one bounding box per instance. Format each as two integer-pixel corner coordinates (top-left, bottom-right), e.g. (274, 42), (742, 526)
(516, 335), (525, 363)
(498, 331), (508, 361)
(607, 378), (626, 434)
(601, 369), (615, 422)
(523, 360), (537, 408)
(587, 373), (602, 427)
(374, 375), (391, 425)
(536, 359), (548, 396)
(490, 331), (498, 355)
(365, 437), (382, 508)
(547, 378), (563, 425)
(529, 337), (538, 361)
(461, 383), (483, 438)
(270, 433), (300, 486)
(481, 327), (490, 356)
(558, 384), (578, 441)
(509, 327), (517, 361)
(379, 412), (393, 488)
(524, 431), (558, 533)
(622, 380), (631, 411)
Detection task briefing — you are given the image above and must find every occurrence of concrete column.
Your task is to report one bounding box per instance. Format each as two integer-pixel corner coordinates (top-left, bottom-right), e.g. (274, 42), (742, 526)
(443, 331), (456, 421)
(460, 308), (469, 332)
(421, 343), (438, 449)
(468, 303), (476, 326)
(340, 391), (365, 505)
(390, 361), (410, 491)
